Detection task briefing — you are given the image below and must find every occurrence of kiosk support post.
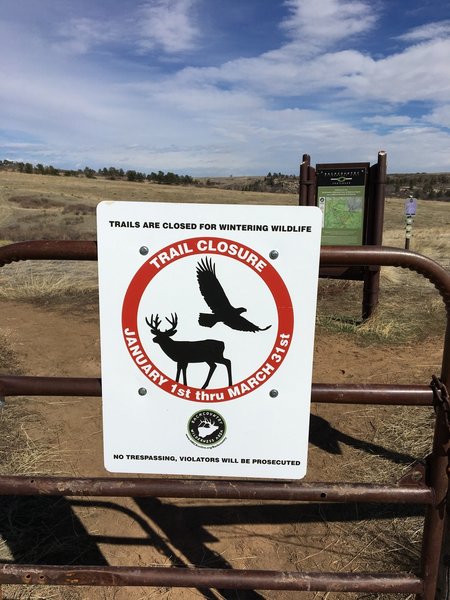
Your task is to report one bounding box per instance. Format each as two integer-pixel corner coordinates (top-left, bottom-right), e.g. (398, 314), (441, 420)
(362, 151), (386, 320)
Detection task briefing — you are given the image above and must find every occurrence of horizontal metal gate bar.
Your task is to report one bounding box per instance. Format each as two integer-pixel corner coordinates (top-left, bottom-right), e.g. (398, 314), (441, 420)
(1, 241), (449, 312)
(0, 475), (433, 503)
(0, 240), (98, 264)
(0, 564), (424, 593)
(0, 376), (434, 405)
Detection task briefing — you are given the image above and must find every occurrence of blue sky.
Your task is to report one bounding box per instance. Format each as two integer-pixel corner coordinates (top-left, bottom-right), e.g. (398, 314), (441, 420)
(1, 0), (450, 175)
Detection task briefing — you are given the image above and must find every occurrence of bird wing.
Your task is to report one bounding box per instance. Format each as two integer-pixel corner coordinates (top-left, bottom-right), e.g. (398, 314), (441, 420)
(196, 258), (233, 314)
(226, 313), (272, 333)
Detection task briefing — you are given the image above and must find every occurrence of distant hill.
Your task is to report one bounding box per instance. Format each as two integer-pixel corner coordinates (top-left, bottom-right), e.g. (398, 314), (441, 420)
(1, 159), (449, 200)
(200, 172), (450, 200)
(197, 173), (299, 194)
(386, 173), (450, 201)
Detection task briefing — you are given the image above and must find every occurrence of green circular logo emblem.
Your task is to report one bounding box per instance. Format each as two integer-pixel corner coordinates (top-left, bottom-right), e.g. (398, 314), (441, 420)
(187, 410), (226, 447)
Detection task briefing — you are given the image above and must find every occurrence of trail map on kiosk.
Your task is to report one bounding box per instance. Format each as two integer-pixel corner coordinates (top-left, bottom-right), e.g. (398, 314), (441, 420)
(97, 202), (321, 479)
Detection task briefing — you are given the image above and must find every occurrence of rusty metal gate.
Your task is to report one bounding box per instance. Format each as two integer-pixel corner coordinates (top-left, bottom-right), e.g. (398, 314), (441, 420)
(0, 240), (449, 599)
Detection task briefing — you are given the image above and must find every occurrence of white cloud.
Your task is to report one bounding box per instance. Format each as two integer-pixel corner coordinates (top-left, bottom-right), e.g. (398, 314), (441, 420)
(179, 31), (450, 108)
(167, 48), (372, 102)
(1, 1), (450, 174)
(137, 0), (199, 54)
(160, 0), (377, 98)
(381, 125), (450, 172)
(424, 105), (450, 128)
(281, 0), (377, 54)
(0, 142), (45, 151)
(147, 85), (264, 114)
(398, 20), (450, 42)
(55, 17), (120, 54)
(363, 115), (412, 126)
(52, 0), (200, 56)
(342, 38), (450, 103)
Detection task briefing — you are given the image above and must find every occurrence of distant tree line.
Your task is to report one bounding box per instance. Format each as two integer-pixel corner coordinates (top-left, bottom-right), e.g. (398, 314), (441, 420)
(240, 172), (298, 193)
(0, 159), (196, 186)
(124, 169), (195, 185)
(1, 159), (449, 199)
(386, 173), (450, 200)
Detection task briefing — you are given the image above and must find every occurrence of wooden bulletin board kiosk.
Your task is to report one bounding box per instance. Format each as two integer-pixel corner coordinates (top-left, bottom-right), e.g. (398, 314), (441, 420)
(299, 151), (387, 320)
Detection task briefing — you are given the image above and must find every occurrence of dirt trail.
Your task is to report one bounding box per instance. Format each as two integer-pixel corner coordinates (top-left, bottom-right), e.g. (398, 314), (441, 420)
(0, 299), (444, 599)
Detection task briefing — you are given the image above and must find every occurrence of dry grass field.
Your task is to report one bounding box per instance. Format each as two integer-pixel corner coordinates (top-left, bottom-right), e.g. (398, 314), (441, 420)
(0, 171), (449, 600)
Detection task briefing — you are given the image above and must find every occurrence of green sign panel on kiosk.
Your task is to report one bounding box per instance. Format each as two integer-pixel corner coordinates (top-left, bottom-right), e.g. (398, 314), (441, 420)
(316, 163), (369, 246)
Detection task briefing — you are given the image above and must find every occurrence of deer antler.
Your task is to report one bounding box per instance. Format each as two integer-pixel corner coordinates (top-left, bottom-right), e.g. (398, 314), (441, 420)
(146, 314), (178, 335)
(165, 313), (178, 333)
(146, 314), (161, 333)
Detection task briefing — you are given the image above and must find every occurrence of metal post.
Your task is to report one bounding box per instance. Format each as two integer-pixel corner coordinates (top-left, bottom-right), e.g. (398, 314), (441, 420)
(307, 165), (317, 207)
(299, 154), (310, 206)
(362, 150), (386, 320)
(405, 216), (414, 250)
(423, 319), (450, 600)
(372, 151), (387, 246)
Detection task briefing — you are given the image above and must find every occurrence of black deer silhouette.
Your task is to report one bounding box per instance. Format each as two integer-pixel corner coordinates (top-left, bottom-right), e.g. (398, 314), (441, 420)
(146, 314), (232, 389)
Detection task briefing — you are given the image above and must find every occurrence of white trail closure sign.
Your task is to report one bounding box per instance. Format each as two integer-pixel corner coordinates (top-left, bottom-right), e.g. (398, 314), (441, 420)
(97, 201), (321, 479)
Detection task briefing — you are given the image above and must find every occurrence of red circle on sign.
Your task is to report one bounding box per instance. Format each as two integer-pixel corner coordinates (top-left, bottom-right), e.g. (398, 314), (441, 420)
(122, 237), (294, 402)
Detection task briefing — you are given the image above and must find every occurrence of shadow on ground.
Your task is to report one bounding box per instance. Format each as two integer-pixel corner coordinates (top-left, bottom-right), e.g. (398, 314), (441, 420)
(0, 413), (423, 599)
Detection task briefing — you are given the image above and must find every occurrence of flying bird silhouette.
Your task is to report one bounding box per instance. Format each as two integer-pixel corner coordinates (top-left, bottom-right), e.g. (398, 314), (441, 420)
(196, 257), (271, 333)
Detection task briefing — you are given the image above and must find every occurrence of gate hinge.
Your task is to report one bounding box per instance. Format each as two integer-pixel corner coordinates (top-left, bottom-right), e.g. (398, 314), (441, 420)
(431, 375), (450, 428)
